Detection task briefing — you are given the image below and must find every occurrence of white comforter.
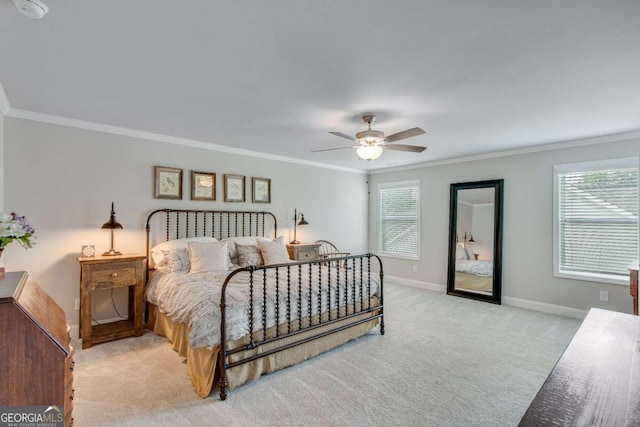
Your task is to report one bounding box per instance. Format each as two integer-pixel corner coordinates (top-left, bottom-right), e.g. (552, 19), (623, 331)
(146, 265), (379, 349)
(456, 260), (493, 276)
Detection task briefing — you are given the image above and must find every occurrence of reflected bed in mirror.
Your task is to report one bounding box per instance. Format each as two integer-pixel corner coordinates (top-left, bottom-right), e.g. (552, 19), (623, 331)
(447, 179), (504, 304)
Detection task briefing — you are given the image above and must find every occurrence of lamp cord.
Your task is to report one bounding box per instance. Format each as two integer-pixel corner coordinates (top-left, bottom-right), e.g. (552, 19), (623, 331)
(110, 288), (127, 319)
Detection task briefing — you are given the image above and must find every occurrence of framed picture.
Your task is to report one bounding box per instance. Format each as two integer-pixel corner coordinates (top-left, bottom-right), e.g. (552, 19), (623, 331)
(155, 166), (183, 199)
(252, 177), (271, 203)
(224, 174), (246, 202)
(191, 171), (216, 201)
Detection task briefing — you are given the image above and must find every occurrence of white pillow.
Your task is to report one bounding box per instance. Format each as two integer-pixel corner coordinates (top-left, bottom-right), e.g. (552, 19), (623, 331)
(464, 246), (475, 261)
(188, 241), (229, 274)
(258, 236), (291, 265)
(221, 236), (270, 264)
(150, 237), (218, 266)
(455, 244), (467, 260)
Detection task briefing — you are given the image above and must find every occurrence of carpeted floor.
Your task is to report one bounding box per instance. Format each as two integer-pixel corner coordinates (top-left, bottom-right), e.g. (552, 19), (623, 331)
(72, 283), (581, 426)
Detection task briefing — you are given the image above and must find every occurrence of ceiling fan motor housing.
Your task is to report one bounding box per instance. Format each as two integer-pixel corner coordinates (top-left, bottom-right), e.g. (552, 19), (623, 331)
(356, 129), (384, 145)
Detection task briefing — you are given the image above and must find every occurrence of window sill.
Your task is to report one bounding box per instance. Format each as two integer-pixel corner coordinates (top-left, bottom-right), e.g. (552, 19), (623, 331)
(554, 270), (629, 286)
(380, 253), (419, 261)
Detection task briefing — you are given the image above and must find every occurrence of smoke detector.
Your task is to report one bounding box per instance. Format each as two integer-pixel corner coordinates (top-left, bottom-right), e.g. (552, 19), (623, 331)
(13, 0), (49, 19)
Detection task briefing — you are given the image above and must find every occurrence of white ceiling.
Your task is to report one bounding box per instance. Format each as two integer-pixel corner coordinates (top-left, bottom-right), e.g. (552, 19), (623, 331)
(1, 1), (639, 171)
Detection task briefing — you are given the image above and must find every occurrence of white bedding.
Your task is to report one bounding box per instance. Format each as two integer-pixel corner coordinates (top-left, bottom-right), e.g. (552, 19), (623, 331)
(455, 260), (493, 276)
(146, 265), (380, 349)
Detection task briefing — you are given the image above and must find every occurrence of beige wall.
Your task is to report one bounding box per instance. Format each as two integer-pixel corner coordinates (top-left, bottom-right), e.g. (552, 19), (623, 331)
(3, 117), (368, 323)
(369, 137), (640, 315)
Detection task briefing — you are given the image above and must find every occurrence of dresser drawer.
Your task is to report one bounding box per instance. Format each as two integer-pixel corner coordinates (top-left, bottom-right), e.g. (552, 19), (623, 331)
(64, 382), (74, 424)
(65, 346), (75, 382)
(90, 262), (137, 289)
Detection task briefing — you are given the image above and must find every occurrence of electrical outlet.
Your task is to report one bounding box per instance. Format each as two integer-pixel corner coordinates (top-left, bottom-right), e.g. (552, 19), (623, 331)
(75, 298), (80, 311)
(599, 290), (608, 302)
(412, 265), (418, 273)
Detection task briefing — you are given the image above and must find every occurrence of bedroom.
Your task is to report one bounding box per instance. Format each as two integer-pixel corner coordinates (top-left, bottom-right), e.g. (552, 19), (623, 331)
(1, 1), (639, 426)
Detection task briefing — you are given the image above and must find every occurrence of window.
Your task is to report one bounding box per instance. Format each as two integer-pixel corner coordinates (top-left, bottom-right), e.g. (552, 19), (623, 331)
(553, 157), (639, 285)
(379, 180), (420, 259)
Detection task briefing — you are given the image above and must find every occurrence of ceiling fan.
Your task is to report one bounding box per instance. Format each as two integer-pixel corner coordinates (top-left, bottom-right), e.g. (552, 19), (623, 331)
(313, 114), (427, 160)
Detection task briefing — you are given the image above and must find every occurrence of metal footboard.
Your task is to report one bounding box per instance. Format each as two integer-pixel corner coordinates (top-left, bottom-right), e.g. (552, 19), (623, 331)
(217, 253), (384, 400)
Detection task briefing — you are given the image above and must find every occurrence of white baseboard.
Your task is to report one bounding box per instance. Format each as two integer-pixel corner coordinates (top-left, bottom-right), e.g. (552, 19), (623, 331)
(502, 296), (588, 319)
(69, 324), (79, 340)
(385, 275), (588, 320)
(385, 275), (446, 292)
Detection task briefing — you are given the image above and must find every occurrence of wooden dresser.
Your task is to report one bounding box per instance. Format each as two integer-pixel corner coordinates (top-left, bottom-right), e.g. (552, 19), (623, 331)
(0, 271), (74, 426)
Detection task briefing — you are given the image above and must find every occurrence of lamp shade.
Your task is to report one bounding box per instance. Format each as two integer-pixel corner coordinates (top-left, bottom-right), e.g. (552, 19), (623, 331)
(102, 202), (123, 230)
(356, 145), (383, 160)
(297, 214), (308, 226)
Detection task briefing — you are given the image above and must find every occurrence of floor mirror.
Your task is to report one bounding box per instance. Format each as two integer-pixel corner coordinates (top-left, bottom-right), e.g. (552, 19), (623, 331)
(447, 179), (504, 304)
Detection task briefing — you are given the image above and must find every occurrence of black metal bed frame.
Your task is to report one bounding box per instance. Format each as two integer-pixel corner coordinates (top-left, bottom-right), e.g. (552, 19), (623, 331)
(145, 209), (384, 400)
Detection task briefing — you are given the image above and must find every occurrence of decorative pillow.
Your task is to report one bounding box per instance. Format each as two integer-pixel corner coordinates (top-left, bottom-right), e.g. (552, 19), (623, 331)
(150, 236), (218, 266)
(188, 241), (229, 274)
(455, 244), (467, 260)
(162, 248), (190, 273)
(221, 236), (270, 264)
(258, 236), (291, 265)
(236, 244), (264, 267)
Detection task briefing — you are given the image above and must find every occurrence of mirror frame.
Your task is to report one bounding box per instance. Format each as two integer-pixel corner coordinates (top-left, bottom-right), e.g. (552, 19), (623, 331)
(447, 179), (504, 304)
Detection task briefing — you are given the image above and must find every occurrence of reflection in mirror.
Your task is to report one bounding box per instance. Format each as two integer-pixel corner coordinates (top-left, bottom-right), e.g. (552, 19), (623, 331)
(447, 180), (503, 304)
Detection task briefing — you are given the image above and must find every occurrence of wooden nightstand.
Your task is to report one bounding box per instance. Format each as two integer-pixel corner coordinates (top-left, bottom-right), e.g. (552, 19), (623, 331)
(77, 254), (146, 349)
(286, 243), (321, 261)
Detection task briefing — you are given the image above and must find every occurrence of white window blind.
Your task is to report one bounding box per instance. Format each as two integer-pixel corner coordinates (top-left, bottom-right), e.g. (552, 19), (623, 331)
(379, 180), (420, 259)
(554, 157), (638, 284)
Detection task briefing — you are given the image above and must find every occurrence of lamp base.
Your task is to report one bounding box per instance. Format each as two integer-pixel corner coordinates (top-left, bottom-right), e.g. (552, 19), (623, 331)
(289, 240), (301, 244)
(102, 249), (122, 256)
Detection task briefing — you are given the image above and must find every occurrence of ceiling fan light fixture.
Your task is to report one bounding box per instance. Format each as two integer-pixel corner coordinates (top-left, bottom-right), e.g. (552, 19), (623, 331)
(13, 0), (49, 19)
(357, 145), (383, 160)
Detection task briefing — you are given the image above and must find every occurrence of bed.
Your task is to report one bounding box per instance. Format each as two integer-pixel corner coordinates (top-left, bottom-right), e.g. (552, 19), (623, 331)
(144, 209), (384, 400)
(454, 245), (493, 293)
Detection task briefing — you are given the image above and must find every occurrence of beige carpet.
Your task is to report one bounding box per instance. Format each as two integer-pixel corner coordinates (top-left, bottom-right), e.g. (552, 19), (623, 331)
(72, 283), (581, 426)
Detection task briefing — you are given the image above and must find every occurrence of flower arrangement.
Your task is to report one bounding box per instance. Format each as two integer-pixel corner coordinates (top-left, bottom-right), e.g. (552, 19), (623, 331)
(0, 212), (36, 249)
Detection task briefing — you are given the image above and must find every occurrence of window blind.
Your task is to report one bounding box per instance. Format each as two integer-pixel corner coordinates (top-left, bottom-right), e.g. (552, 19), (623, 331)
(557, 163), (638, 279)
(379, 180), (420, 259)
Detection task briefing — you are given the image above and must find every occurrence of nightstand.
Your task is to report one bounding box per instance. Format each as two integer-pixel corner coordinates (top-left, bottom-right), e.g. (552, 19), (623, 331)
(286, 243), (321, 261)
(77, 254), (146, 349)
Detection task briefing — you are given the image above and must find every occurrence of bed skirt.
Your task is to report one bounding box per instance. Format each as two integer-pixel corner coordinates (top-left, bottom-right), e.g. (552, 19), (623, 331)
(148, 301), (380, 398)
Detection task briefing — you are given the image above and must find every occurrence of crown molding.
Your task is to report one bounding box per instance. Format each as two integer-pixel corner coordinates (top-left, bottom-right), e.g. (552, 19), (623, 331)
(5, 108), (364, 174)
(370, 130), (640, 175)
(0, 82), (10, 115)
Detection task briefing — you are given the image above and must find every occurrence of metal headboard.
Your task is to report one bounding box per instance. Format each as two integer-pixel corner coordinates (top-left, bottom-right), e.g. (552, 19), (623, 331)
(145, 209), (278, 271)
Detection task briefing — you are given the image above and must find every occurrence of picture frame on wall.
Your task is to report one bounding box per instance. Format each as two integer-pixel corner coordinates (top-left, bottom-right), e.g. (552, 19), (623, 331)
(224, 174), (245, 202)
(154, 166), (183, 199)
(191, 171), (216, 201)
(252, 177), (271, 203)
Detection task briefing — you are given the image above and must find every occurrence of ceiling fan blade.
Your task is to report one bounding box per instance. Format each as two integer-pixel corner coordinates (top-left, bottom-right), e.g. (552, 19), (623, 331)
(384, 127), (426, 143)
(311, 146), (355, 153)
(329, 131), (356, 142)
(382, 143), (427, 153)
